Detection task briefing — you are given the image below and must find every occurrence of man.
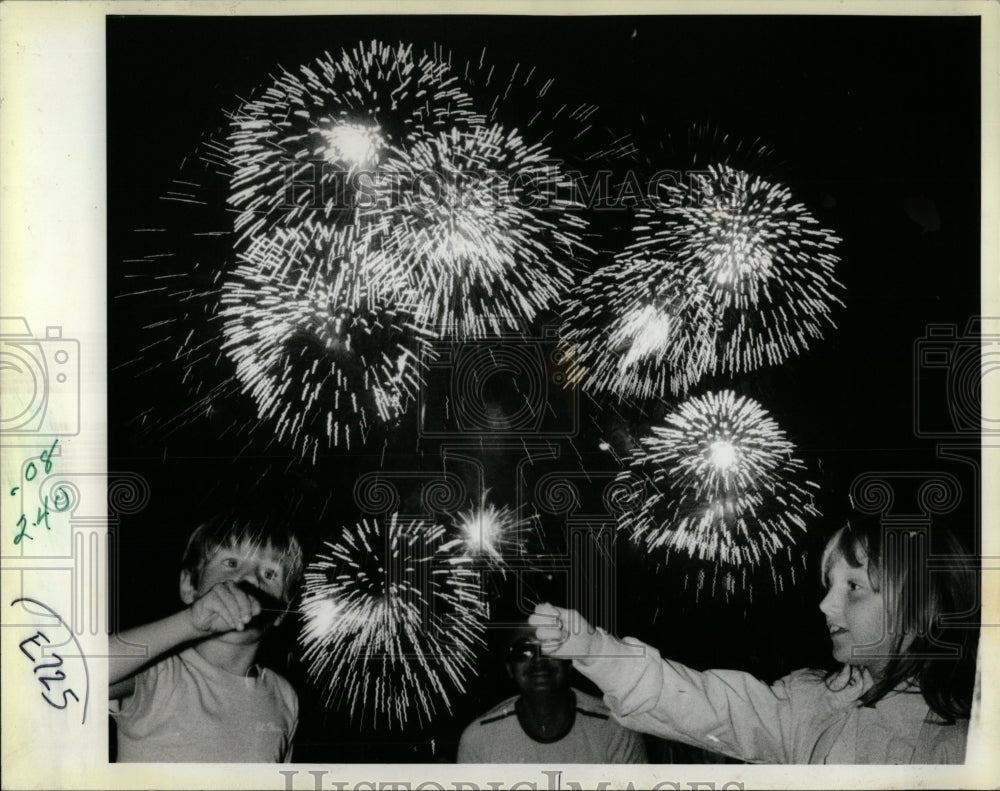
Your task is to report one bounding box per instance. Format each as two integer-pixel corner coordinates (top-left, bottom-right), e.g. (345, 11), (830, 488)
(457, 628), (647, 763)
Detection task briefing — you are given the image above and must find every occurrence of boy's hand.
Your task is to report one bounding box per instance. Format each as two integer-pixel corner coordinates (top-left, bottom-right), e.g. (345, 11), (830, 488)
(528, 602), (597, 658)
(187, 581), (262, 633)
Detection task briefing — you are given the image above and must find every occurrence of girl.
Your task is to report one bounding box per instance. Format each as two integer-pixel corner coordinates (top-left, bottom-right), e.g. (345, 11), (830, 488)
(529, 519), (978, 764)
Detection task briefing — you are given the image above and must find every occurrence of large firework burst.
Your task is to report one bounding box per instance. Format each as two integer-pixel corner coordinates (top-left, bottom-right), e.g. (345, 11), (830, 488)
(299, 515), (487, 729)
(218, 224), (429, 458)
(618, 390), (819, 568)
(659, 164), (843, 373)
(227, 40), (480, 245)
(561, 164), (843, 398)
(360, 123), (590, 338)
(646, 165), (844, 373)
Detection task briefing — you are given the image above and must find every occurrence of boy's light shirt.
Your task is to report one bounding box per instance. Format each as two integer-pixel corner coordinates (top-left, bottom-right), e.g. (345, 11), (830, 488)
(112, 646), (298, 763)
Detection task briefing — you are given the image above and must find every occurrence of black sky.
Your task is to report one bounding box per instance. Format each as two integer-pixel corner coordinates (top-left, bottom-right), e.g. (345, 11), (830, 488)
(106, 14), (982, 761)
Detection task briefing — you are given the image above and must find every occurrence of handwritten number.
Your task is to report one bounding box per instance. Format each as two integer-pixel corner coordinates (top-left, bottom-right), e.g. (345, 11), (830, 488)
(52, 486), (70, 512)
(11, 444), (63, 545)
(39, 438), (59, 475)
(12, 599), (88, 724)
(33, 653), (64, 673)
(23, 637), (76, 704)
(37, 669), (67, 692)
(34, 498), (52, 530)
(14, 514), (32, 544)
(42, 688), (79, 711)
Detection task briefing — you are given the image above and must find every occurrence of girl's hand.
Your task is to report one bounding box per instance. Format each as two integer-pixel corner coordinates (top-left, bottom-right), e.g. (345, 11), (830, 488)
(187, 580), (262, 633)
(528, 602), (597, 658)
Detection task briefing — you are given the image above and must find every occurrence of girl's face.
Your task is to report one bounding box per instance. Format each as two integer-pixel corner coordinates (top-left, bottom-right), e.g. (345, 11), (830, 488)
(819, 548), (894, 676)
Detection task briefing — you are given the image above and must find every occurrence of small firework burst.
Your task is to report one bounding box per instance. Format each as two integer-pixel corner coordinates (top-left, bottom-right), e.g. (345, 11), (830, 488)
(218, 225), (429, 458)
(618, 390), (819, 569)
(560, 163), (843, 399)
(361, 123), (590, 338)
(299, 515), (487, 729)
(559, 257), (718, 400)
(227, 40), (480, 244)
(444, 494), (524, 567)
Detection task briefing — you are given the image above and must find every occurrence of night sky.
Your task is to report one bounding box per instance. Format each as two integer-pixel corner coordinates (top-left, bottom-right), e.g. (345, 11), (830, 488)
(107, 14), (981, 762)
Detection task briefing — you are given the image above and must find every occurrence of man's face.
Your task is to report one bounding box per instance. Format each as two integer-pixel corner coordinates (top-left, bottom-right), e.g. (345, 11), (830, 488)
(506, 638), (570, 693)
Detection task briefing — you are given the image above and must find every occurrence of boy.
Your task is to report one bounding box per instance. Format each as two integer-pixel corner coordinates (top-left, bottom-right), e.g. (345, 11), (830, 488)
(110, 518), (304, 762)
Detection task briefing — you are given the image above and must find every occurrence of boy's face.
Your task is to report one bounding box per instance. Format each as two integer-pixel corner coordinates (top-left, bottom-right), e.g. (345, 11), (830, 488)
(180, 540), (289, 638)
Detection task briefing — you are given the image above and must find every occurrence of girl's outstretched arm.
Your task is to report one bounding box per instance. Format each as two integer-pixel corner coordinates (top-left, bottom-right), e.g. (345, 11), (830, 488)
(530, 603), (806, 763)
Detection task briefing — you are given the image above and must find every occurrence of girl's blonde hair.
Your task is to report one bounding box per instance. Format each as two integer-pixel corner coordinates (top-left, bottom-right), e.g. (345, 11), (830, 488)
(820, 517), (978, 722)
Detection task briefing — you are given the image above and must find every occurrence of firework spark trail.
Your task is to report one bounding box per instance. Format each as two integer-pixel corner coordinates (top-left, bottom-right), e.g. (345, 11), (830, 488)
(219, 224), (431, 458)
(631, 121), (779, 180)
(618, 390), (819, 570)
(560, 164), (843, 399)
(227, 40), (481, 246)
(361, 123), (590, 339)
(116, 142), (258, 443)
(299, 515), (486, 729)
(438, 44), (635, 163)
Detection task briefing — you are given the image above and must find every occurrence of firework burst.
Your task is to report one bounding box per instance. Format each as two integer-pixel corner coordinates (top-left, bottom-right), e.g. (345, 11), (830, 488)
(444, 494), (524, 568)
(560, 163), (843, 399)
(618, 390), (819, 568)
(226, 40), (480, 245)
(559, 257), (718, 400)
(361, 123), (590, 338)
(643, 164), (844, 374)
(219, 224), (430, 458)
(299, 515), (487, 729)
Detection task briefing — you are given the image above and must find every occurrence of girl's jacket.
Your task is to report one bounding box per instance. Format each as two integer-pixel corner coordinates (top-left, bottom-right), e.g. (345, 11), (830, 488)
(572, 630), (968, 764)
